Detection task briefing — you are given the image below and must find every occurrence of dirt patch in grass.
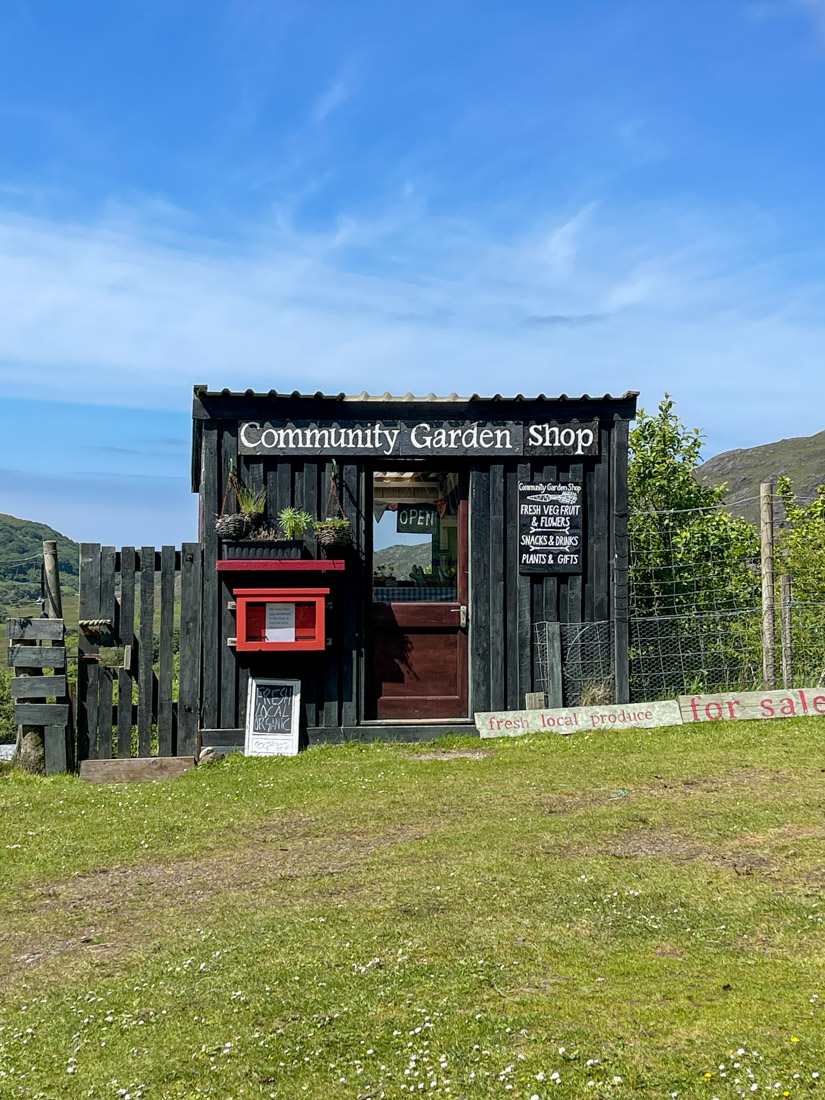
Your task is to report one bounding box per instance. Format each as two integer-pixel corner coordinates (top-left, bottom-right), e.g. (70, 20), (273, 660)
(533, 765), (809, 816)
(653, 943), (686, 958)
(409, 749), (494, 761)
(600, 825), (823, 880)
(645, 765), (801, 795)
(0, 816), (436, 981)
(605, 831), (712, 862)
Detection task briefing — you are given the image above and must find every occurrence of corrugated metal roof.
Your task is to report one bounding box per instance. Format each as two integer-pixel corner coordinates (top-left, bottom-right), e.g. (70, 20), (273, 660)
(194, 386), (639, 402)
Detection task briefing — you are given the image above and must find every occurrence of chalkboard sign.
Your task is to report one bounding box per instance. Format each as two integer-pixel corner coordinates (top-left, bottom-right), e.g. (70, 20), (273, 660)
(244, 678), (301, 756)
(397, 503), (439, 534)
(518, 481), (583, 574)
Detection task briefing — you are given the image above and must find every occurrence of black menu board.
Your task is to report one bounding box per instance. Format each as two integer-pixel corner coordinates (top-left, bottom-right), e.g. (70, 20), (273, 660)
(518, 481), (583, 574)
(244, 678), (300, 756)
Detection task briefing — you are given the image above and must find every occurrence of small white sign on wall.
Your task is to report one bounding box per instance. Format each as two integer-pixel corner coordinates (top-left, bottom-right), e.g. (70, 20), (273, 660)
(265, 603), (296, 644)
(245, 678), (301, 756)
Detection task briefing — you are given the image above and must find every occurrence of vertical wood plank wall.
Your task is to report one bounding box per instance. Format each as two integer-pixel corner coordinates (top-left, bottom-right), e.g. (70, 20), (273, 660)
(467, 440), (619, 715)
(206, 431), (369, 735)
(198, 405), (631, 730)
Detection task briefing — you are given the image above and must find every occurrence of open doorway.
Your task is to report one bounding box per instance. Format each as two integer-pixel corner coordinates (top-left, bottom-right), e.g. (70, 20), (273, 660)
(368, 469), (468, 719)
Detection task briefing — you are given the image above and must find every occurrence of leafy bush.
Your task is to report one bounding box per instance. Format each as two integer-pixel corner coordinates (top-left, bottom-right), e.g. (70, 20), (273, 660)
(776, 476), (825, 600)
(0, 668), (14, 745)
(629, 396), (760, 618)
(628, 397), (762, 697)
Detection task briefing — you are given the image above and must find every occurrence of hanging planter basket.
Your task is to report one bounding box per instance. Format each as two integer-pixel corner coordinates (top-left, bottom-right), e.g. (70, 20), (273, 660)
(214, 461), (253, 540)
(315, 461), (352, 553)
(315, 520), (352, 550)
(215, 512), (248, 539)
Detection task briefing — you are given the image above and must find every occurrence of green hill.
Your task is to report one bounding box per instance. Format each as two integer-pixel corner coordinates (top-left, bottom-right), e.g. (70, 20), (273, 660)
(696, 429), (825, 524)
(374, 541), (431, 579)
(0, 515), (80, 743)
(0, 513), (79, 621)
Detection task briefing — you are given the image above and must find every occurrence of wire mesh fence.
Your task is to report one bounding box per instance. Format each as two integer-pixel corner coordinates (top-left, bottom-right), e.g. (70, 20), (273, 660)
(533, 499), (825, 705)
(785, 601), (825, 690)
(628, 502), (761, 619)
(629, 500), (765, 700)
(534, 620), (614, 707)
(629, 610), (763, 701)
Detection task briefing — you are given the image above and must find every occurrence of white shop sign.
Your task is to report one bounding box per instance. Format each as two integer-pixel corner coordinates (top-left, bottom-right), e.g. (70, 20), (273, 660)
(239, 419), (600, 457)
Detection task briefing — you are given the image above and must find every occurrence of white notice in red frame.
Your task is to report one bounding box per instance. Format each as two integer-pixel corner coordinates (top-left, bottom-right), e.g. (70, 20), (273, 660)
(265, 602), (296, 643)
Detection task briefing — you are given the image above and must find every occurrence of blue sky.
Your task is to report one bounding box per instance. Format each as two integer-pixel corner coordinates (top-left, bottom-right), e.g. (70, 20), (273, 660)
(1, 0), (824, 545)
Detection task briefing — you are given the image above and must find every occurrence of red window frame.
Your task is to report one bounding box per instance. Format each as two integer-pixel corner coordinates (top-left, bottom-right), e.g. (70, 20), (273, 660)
(235, 587), (329, 652)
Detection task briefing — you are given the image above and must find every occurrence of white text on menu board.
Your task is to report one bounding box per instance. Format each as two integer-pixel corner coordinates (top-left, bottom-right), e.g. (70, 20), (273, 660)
(518, 482), (583, 572)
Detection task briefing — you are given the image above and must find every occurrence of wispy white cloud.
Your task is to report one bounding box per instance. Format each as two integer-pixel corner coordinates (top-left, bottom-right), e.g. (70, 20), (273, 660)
(616, 118), (668, 164)
(744, 2), (789, 23)
(541, 204), (598, 277)
(794, 0), (825, 37)
(0, 195), (823, 461)
(745, 0), (825, 40)
(313, 75), (352, 122)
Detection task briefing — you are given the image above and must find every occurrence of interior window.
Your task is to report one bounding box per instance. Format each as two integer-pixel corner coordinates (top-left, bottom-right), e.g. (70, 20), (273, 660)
(372, 470), (459, 602)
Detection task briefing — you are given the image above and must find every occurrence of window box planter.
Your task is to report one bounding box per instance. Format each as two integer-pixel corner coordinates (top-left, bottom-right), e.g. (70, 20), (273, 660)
(221, 539), (308, 561)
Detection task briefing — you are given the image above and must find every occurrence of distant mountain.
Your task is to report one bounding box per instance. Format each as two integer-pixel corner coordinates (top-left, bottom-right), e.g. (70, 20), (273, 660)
(696, 429), (825, 525)
(373, 542), (431, 579)
(0, 514), (79, 621)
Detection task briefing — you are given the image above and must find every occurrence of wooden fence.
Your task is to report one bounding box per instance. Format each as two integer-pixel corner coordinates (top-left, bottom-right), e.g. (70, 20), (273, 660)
(77, 544), (202, 761)
(8, 616), (72, 774)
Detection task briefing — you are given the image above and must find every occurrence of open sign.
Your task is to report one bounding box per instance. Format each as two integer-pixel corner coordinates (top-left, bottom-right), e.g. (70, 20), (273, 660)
(397, 505), (439, 534)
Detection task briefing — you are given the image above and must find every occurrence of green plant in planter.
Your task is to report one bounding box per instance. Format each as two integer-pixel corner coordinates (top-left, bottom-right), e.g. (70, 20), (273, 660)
(253, 525), (282, 541)
(278, 507), (314, 540)
(235, 479), (267, 519)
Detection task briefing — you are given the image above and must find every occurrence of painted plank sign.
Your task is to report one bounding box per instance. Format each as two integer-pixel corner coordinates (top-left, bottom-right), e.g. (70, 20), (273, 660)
(244, 678), (301, 756)
(679, 687), (825, 723)
(518, 481), (584, 574)
(476, 700), (682, 738)
(238, 420), (600, 458)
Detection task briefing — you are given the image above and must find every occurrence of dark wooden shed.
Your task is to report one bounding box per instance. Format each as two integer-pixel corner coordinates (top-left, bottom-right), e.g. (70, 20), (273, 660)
(192, 387), (637, 744)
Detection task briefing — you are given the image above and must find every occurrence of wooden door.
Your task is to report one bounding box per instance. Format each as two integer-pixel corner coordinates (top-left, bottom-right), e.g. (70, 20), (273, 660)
(369, 473), (468, 719)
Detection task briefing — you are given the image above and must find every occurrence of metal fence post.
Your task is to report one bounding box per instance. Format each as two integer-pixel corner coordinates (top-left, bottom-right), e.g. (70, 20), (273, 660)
(780, 573), (793, 689)
(760, 481), (776, 690)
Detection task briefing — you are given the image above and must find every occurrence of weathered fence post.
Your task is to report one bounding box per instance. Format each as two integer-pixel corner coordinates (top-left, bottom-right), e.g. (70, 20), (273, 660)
(43, 540), (63, 620)
(780, 572), (793, 690)
(760, 481), (776, 690)
(43, 540), (73, 772)
(544, 621), (564, 708)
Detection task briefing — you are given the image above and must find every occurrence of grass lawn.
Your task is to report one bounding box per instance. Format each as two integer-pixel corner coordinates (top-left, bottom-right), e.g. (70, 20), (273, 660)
(0, 719), (823, 1099)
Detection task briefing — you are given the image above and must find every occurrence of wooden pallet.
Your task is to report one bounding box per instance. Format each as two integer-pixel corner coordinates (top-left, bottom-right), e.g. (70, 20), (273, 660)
(7, 616), (72, 774)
